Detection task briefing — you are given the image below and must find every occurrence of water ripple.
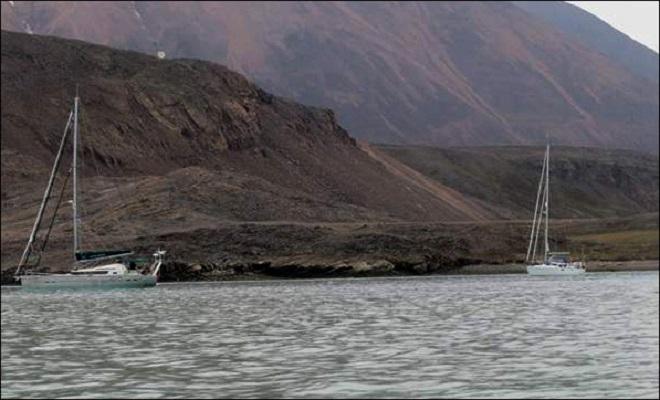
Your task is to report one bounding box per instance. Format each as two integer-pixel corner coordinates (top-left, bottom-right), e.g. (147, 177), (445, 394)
(2, 272), (658, 398)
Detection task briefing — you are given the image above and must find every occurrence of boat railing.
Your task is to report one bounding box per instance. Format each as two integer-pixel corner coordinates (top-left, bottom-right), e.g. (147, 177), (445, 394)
(20, 271), (54, 275)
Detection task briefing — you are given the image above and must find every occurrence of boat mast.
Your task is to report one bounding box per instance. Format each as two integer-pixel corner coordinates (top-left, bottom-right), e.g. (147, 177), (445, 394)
(72, 90), (81, 258)
(526, 147), (547, 263)
(543, 143), (550, 262)
(15, 112), (74, 276)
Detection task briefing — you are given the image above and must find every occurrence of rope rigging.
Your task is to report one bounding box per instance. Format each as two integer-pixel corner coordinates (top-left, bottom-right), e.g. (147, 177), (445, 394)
(33, 168), (72, 267)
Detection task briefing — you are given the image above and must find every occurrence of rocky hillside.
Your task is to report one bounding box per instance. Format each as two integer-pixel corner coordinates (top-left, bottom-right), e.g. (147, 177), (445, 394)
(0, 29), (492, 222)
(1, 1), (657, 152)
(2, 31), (658, 279)
(378, 145), (659, 219)
(1, 30), (493, 269)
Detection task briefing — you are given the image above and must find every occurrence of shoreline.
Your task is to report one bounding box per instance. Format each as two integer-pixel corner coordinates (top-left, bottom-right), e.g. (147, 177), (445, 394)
(2, 260), (657, 286)
(155, 259), (659, 282)
(446, 260), (659, 275)
(4, 216), (657, 285)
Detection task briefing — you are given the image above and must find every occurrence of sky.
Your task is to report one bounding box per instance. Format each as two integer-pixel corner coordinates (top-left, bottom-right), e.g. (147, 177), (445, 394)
(568, 1), (659, 52)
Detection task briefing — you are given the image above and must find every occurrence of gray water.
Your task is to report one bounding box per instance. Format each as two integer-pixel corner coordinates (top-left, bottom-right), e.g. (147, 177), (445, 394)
(1, 272), (658, 399)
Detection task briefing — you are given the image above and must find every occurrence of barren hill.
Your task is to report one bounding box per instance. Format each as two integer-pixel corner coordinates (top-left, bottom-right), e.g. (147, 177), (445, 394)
(1, 30), (495, 269)
(377, 145), (659, 219)
(1, 29), (492, 218)
(1, 31), (657, 277)
(2, 1), (658, 152)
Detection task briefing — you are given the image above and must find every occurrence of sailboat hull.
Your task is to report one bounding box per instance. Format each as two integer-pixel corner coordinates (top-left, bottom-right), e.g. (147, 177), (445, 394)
(526, 264), (586, 275)
(13, 95), (166, 288)
(20, 273), (157, 289)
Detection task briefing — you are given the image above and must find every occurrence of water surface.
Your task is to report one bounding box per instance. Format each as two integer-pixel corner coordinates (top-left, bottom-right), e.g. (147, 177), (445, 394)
(2, 272), (658, 398)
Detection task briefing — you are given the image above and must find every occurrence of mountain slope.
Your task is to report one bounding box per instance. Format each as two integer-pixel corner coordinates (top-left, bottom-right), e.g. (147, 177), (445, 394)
(1, 1), (657, 152)
(513, 1), (659, 83)
(2, 30), (493, 222)
(377, 145), (659, 219)
(2, 31), (657, 275)
(2, 30), (505, 269)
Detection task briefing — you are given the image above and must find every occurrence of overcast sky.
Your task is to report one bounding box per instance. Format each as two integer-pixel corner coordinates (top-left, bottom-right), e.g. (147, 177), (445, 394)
(568, 1), (659, 52)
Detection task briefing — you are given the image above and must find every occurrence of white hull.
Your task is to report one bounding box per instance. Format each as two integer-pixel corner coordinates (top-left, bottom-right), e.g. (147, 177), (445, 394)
(20, 273), (157, 289)
(527, 264), (586, 276)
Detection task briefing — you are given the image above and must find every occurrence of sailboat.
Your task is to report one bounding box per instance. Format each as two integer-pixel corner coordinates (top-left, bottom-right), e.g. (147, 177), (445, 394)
(14, 91), (165, 288)
(525, 144), (585, 275)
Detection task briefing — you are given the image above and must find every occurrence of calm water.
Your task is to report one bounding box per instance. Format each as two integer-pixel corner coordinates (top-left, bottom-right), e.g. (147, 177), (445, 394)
(1, 272), (658, 399)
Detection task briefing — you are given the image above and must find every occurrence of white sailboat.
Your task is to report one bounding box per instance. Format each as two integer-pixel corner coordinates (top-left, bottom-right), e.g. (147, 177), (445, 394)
(14, 91), (165, 289)
(525, 144), (585, 275)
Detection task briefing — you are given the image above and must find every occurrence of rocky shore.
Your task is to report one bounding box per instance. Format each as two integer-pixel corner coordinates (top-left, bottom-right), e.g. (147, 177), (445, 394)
(2, 257), (656, 286)
(156, 256), (470, 282)
(155, 259), (659, 282)
(3, 217), (658, 285)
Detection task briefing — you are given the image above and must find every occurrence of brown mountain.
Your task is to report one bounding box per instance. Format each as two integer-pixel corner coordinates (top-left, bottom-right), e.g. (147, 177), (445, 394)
(1, 1), (658, 152)
(1, 31), (657, 278)
(513, 1), (659, 83)
(1, 30), (495, 269)
(1, 30), (490, 221)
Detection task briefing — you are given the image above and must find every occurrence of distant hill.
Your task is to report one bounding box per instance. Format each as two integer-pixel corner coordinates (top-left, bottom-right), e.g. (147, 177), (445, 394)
(513, 1), (659, 83)
(2, 1), (658, 152)
(377, 144), (659, 219)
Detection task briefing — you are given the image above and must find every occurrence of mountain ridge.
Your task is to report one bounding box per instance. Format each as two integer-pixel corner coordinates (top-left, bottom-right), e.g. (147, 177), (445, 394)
(2, 1), (657, 152)
(513, 1), (659, 82)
